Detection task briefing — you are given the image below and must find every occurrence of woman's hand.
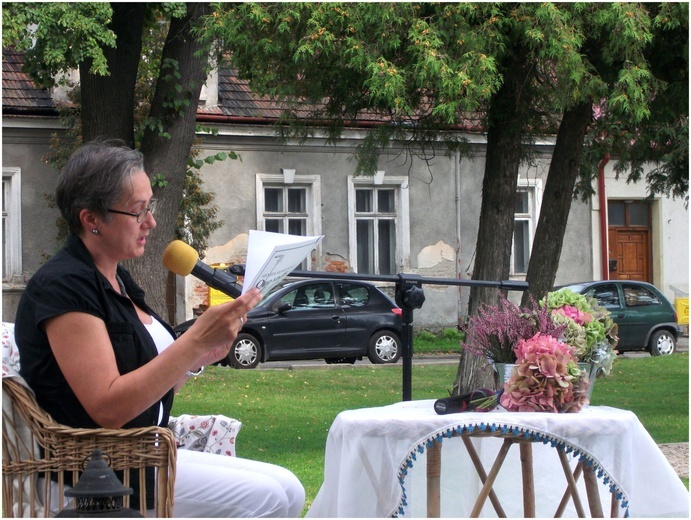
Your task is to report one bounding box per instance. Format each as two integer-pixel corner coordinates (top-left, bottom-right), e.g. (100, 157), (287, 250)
(186, 287), (262, 365)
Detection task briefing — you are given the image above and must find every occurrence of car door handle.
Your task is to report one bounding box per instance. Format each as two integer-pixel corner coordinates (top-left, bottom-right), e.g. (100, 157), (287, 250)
(617, 313), (626, 318)
(331, 315), (341, 321)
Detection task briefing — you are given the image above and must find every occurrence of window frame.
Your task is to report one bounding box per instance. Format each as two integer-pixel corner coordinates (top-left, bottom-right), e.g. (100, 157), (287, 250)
(255, 173), (322, 269)
(2, 167), (22, 282)
(347, 175), (410, 274)
(510, 178), (542, 276)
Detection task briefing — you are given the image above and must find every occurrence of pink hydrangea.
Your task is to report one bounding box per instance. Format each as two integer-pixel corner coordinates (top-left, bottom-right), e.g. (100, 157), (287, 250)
(552, 305), (592, 325)
(499, 333), (588, 413)
(513, 333), (574, 361)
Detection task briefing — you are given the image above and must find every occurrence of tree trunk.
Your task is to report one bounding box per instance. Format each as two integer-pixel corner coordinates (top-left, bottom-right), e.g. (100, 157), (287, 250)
(453, 51), (535, 395)
(80, 3), (147, 146)
(520, 101), (593, 306)
(133, 3), (211, 316)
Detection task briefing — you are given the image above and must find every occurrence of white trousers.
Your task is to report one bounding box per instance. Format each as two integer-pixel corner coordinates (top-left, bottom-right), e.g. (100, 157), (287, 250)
(173, 450), (305, 517)
(40, 451), (305, 518)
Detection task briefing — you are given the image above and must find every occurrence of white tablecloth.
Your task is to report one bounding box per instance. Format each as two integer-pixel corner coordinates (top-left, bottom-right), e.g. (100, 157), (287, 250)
(307, 401), (688, 518)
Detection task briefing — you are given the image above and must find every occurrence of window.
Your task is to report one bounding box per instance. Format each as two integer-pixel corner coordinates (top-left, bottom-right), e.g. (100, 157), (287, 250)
(2, 168), (22, 281)
(348, 176), (409, 275)
(256, 174), (321, 269)
(585, 284), (621, 309)
(511, 180), (541, 275)
(263, 186), (308, 235)
(337, 283), (370, 307)
(282, 282), (334, 309)
(608, 201), (650, 228)
(622, 283), (661, 307)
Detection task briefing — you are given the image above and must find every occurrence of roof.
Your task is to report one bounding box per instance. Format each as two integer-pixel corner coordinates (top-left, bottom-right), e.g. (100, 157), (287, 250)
(2, 50), (481, 130)
(2, 48), (56, 114)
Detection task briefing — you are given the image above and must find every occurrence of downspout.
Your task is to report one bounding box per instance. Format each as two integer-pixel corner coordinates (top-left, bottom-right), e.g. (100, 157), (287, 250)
(598, 153), (610, 280)
(455, 150), (463, 327)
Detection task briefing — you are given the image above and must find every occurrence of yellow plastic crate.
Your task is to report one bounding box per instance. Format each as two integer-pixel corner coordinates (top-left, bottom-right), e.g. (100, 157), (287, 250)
(209, 287), (234, 307)
(209, 263), (235, 307)
(675, 297), (689, 325)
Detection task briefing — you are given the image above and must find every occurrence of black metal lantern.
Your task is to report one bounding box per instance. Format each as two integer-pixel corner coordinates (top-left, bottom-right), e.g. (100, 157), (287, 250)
(55, 448), (143, 517)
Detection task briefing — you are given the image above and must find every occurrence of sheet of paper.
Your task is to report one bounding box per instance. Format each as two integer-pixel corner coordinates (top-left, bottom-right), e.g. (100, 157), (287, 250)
(242, 230), (323, 296)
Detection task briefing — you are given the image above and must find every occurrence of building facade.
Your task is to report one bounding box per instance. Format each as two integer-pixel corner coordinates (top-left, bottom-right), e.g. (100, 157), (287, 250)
(3, 54), (688, 329)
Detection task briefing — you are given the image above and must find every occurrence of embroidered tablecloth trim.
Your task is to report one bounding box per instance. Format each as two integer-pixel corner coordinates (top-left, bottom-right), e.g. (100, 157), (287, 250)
(393, 421), (629, 518)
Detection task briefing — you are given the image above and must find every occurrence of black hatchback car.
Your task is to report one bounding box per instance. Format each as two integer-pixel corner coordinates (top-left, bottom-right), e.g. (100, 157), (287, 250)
(174, 279), (403, 369)
(559, 280), (681, 356)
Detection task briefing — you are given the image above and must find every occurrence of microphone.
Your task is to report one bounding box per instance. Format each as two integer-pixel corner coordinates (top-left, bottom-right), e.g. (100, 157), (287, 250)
(162, 240), (243, 298)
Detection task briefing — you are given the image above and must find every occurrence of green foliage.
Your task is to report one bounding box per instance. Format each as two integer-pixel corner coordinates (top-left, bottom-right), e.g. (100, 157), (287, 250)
(150, 173), (169, 188)
(413, 329), (462, 354)
(6, 2), (233, 252)
(577, 2), (688, 203)
(2, 2), (116, 87)
(197, 2), (506, 175)
(442, 327), (462, 341)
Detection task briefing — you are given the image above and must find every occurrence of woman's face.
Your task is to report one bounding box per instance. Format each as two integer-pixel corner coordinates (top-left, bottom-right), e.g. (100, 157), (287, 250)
(99, 169), (156, 261)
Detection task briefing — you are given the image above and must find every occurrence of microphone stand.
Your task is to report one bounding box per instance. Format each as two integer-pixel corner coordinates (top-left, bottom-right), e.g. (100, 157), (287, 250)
(289, 270), (528, 401)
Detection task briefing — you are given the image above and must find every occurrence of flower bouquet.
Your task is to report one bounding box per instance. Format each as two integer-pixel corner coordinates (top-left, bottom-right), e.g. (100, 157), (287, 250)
(452, 289), (619, 415)
(440, 332), (590, 414)
(541, 289), (619, 376)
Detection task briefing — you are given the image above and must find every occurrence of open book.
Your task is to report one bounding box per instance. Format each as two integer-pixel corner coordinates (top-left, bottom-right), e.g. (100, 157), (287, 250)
(241, 230), (323, 296)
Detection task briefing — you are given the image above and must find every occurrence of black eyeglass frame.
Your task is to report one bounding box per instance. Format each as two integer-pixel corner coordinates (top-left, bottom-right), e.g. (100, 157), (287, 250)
(107, 199), (157, 223)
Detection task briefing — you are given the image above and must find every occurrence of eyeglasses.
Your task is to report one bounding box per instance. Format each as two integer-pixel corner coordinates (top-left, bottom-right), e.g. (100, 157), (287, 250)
(107, 199), (157, 223)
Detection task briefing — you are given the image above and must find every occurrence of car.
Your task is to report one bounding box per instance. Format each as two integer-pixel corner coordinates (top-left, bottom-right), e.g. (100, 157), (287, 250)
(558, 280), (681, 356)
(174, 278), (403, 368)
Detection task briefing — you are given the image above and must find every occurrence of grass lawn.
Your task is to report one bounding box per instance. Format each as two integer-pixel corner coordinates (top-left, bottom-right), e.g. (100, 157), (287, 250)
(172, 351), (688, 515)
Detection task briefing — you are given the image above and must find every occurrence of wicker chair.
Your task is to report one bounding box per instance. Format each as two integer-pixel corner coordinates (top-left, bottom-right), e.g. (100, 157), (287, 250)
(2, 377), (177, 517)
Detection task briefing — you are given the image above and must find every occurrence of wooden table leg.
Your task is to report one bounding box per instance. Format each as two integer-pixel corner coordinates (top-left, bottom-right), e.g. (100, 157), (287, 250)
(520, 442), (535, 518)
(556, 450), (586, 517)
(462, 437), (507, 517)
(470, 438), (513, 517)
(427, 440), (442, 517)
(583, 465), (604, 517)
(554, 460), (583, 517)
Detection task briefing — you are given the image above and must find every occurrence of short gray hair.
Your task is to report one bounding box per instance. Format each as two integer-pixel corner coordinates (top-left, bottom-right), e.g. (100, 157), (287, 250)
(56, 141), (146, 235)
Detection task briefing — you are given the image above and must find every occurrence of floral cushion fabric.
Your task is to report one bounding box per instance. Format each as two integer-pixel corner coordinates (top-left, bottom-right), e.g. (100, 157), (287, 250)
(2, 322), (21, 379)
(168, 414), (242, 457)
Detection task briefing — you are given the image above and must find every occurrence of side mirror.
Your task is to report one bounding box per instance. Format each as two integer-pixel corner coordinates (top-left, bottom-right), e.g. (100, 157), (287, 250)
(274, 302), (293, 313)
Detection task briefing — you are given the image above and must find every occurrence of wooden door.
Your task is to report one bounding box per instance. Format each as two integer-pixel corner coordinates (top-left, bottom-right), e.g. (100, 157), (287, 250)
(608, 228), (650, 281)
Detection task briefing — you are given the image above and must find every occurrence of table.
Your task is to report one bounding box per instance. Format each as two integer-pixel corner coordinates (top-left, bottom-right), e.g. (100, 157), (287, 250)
(306, 401), (688, 518)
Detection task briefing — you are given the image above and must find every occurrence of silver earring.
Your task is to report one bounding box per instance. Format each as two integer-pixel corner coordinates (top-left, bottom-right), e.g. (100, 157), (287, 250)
(92, 229), (99, 235)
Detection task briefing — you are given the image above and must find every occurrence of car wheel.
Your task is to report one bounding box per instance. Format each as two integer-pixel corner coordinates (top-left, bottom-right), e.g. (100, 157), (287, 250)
(649, 330), (676, 356)
(229, 333), (262, 369)
(367, 330), (402, 364)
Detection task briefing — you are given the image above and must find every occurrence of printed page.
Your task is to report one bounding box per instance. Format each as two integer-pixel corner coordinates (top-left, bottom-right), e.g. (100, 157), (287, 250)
(242, 230), (323, 296)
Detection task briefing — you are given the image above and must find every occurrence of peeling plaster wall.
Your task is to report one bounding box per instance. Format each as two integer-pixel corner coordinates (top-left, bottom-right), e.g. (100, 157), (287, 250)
(415, 240), (462, 330)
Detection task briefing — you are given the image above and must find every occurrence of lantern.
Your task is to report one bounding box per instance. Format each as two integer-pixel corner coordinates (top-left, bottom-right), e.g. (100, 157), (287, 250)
(55, 448), (143, 517)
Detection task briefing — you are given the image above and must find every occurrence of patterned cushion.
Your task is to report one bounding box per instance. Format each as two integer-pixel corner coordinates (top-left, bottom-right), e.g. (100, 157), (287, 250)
(168, 414), (242, 457)
(2, 322), (21, 379)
